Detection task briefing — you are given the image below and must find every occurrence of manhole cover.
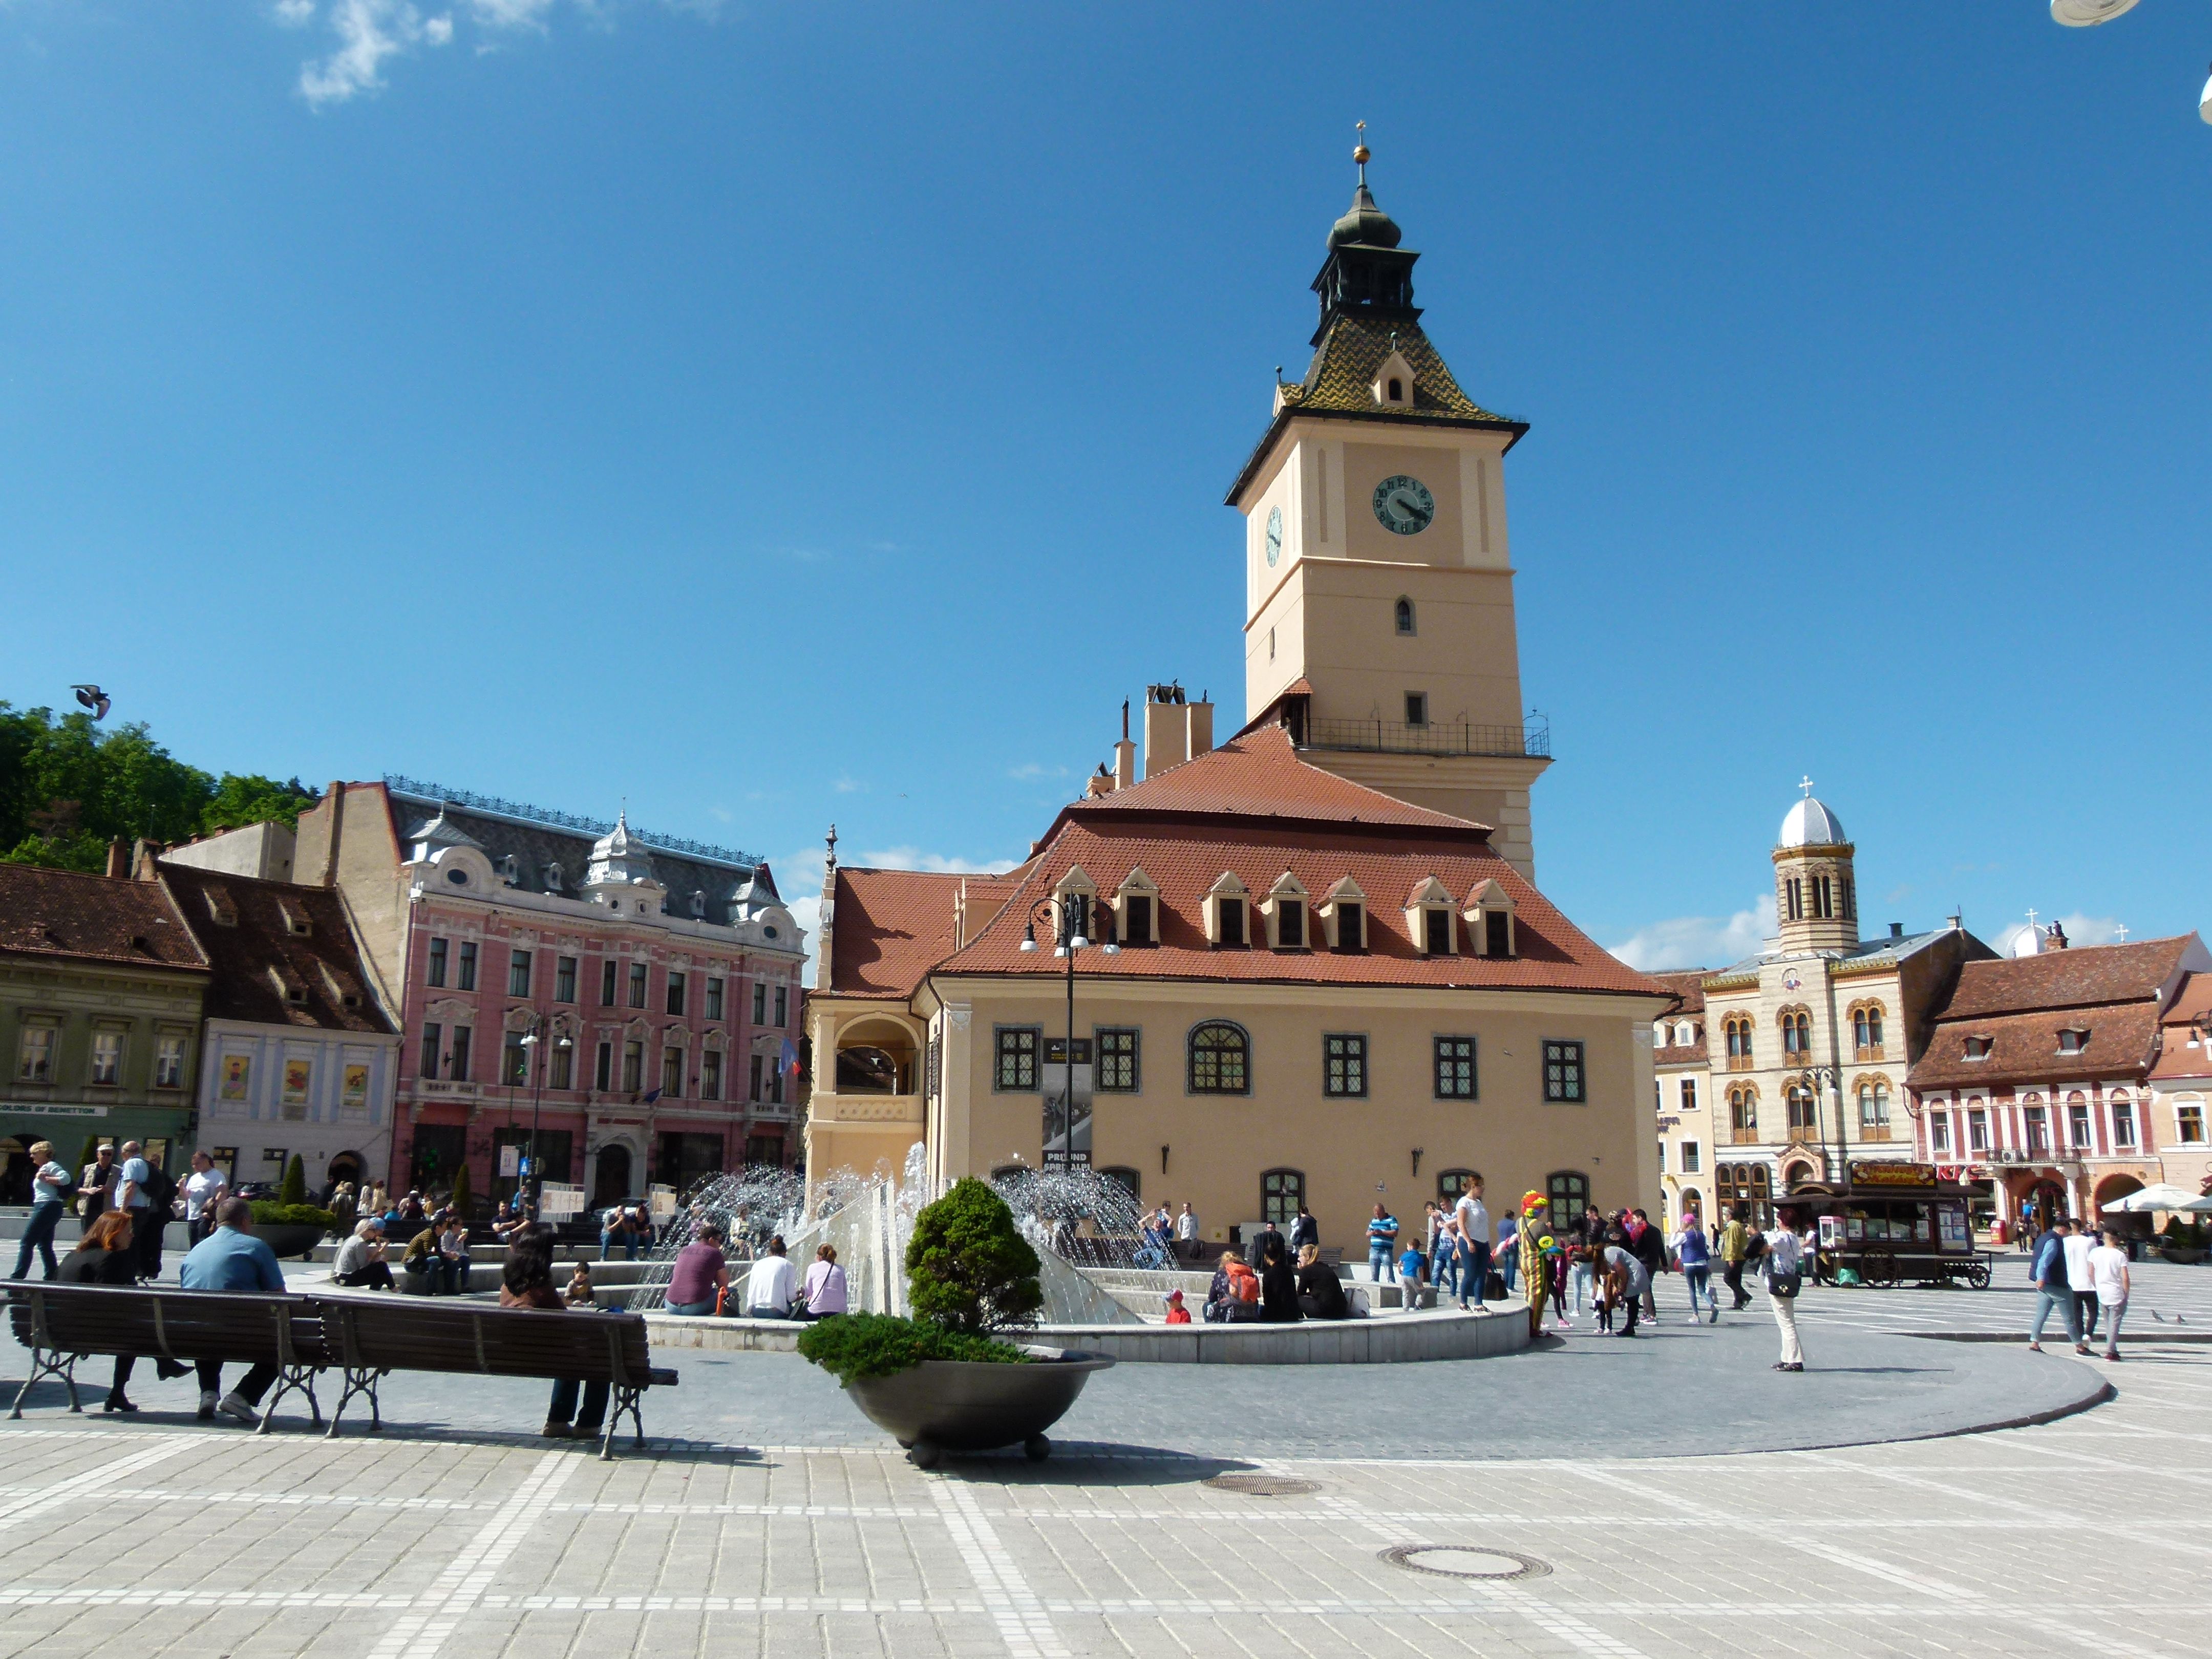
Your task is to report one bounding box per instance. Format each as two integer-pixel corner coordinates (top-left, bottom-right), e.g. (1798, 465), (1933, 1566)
(1203, 1474), (1321, 1497)
(1380, 1545), (1552, 1582)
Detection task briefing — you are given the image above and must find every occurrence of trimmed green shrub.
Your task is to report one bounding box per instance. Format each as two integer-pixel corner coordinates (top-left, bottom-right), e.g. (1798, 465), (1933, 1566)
(249, 1201), (338, 1232)
(795, 1311), (1031, 1384)
(450, 1158), (474, 1217)
(76, 1136), (102, 1177)
(279, 1153), (308, 1207)
(905, 1177), (1043, 1335)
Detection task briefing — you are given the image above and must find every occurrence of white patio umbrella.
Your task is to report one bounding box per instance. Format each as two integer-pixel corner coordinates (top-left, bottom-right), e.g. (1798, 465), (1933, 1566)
(2100, 1183), (2212, 1214)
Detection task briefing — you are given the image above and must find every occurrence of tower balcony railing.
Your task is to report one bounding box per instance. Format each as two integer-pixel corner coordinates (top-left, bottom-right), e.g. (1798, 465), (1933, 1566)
(1300, 717), (1550, 760)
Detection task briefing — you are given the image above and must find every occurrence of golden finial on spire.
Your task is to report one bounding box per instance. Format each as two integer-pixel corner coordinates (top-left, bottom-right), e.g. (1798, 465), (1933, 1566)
(1353, 119), (1370, 180)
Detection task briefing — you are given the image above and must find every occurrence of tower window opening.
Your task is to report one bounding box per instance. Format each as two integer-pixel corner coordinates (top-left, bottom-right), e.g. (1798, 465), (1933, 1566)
(1387, 377), (1403, 402)
(1405, 692), (1428, 728)
(1394, 597), (1415, 635)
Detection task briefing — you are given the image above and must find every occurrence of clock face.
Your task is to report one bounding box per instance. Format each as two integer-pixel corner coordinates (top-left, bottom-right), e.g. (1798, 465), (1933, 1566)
(1265, 506), (1283, 567)
(1373, 475), (1435, 535)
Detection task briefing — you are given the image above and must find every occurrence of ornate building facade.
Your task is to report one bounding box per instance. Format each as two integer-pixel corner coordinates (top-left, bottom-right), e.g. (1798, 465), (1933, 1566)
(1652, 790), (1994, 1225)
(294, 779), (804, 1203)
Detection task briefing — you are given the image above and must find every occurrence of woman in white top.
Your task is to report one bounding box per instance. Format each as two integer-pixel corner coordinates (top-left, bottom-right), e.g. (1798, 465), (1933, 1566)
(10, 1140), (73, 1280)
(802, 1244), (848, 1319)
(332, 1220), (395, 1290)
(2087, 1228), (2132, 1361)
(1762, 1221), (1806, 1372)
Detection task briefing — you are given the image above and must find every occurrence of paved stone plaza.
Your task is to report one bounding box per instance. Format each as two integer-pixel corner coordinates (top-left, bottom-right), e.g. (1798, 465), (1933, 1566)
(3, 1264), (2209, 1658)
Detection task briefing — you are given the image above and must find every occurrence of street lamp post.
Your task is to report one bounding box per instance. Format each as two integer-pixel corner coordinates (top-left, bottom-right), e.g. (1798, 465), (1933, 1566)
(1018, 894), (1118, 1166)
(1798, 1064), (1846, 1186)
(518, 1015), (574, 1219)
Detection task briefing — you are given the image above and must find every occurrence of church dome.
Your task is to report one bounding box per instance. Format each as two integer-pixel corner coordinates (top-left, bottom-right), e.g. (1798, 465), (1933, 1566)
(1777, 794), (1847, 849)
(1329, 183), (1401, 250)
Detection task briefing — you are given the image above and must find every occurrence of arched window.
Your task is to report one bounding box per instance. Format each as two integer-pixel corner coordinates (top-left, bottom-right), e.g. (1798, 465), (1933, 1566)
(1394, 597), (1415, 635)
(1858, 1081), (1890, 1136)
(1387, 377), (1403, 402)
(1786, 1083), (1818, 1134)
(1715, 1163), (1774, 1228)
(1724, 1015), (1755, 1067)
(1546, 1170), (1590, 1229)
(1437, 1168), (1478, 1203)
(1853, 1009), (1868, 1050)
(1187, 1020), (1251, 1095)
(1729, 1086), (1758, 1136)
(1780, 1010), (1811, 1056)
(1097, 1165), (1141, 1203)
(1261, 1167), (1304, 1225)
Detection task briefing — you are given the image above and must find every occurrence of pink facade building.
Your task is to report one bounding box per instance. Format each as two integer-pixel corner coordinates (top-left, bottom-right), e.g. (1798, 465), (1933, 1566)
(294, 778), (805, 1207)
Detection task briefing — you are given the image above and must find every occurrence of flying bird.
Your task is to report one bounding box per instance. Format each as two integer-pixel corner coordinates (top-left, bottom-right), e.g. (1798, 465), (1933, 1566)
(71, 685), (110, 720)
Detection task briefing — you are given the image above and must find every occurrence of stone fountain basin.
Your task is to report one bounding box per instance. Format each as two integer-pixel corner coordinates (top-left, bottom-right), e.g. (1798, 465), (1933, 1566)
(844, 1345), (1115, 1461)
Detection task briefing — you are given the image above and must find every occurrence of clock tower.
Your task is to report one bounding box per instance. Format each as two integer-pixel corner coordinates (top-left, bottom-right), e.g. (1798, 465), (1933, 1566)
(1227, 137), (1548, 878)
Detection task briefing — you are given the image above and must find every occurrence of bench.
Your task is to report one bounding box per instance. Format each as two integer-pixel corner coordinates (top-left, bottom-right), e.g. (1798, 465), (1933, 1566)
(7, 1284), (677, 1460)
(6, 1283), (327, 1431)
(314, 1295), (676, 1459)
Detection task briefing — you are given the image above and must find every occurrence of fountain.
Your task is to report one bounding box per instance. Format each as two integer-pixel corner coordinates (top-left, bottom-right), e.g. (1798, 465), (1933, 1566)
(627, 1145), (1143, 1323)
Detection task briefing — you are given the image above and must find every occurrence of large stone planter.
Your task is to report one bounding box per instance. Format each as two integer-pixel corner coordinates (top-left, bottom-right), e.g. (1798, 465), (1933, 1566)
(844, 1345), (1114, 1466)
(2158, 1245), (2208, 1265)
(256, 1224), (327, 1261)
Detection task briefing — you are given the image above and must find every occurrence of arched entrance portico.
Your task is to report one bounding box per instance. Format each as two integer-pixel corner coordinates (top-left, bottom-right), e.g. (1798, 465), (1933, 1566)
(593, 1143), (633, 1207)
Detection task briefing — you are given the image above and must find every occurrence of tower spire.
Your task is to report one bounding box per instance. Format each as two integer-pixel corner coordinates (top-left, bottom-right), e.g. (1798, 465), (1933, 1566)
(1354, 120), (1369, 186)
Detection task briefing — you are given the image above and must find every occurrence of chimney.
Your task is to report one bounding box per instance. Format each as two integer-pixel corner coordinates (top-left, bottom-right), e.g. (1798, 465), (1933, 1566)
(2046, 921), (2069, 950)
(1114, 700), (1136, 791)
(1889, 922), (1903, 940)
(104, 838), (128, 880)
(1143, 683), (1190, 778)
(130, 839), (165, 881)
(1183, 694), (1214, 762)
(1086, 765), (1113, 798)
(1947, 912), (1962, 932)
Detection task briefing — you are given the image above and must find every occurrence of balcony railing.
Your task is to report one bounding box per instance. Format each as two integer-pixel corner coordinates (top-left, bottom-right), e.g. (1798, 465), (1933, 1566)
(1301, 717), (1550, 760)
(1730, 1126), (1762, 1144)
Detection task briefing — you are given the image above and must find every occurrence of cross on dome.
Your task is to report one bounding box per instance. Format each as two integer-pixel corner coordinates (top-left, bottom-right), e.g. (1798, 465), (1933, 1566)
(1799, 775), (1815, 798)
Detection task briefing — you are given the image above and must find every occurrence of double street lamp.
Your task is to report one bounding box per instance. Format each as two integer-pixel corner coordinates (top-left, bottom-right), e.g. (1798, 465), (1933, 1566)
(1795, 1063), (1849, 1187)
(1018, 895), (1118, 1167)
(516, 1014), (575, 1217)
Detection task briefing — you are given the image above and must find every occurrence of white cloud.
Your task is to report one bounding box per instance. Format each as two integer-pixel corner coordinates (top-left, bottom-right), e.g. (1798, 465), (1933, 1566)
(1007, 762), (1069, 781)
(468, 0), (555, 26)
(299, 0), (450, 105)
(859, 845), (1020, 877)
(832, 775), (864, 795)
(272, 0), (316, 27)
(1607, 895), (1775, 973)
(773, 843), (1019, 988)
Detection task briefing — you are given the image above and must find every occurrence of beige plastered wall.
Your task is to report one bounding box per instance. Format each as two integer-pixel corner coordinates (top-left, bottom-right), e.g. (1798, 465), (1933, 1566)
(293, 783), (412, 1027)
(917, 975), (1662, 1241)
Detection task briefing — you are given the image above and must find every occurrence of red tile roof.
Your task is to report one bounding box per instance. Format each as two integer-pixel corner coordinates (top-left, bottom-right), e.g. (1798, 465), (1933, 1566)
(938, 818), (1657, 995)
(1058, 725), (1486, 835)
(2152, 971), (2212, 1082)
(158, 864), (395, 1033)
(1648, 970), (1709, 1014)
(0, 864), (207, 972)
(825, 866), (1026, 1000)
(1936, 937), (2195, 1019)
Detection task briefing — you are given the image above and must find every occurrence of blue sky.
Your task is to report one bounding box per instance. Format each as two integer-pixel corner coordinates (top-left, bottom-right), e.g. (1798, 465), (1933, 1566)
(3, 4), (2208, 974)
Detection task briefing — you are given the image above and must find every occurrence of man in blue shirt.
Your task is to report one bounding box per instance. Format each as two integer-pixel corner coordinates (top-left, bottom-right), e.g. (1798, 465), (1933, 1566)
(111, 1141), (153, 1284)
(180, 1196), (287, 1424)
(2027, 1217), (2080, 1353)
(1367, 1204), (1400, 1284)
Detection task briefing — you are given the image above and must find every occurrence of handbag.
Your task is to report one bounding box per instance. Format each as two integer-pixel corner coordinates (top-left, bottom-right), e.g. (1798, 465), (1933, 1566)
(1770, 1268), (1802, 1299)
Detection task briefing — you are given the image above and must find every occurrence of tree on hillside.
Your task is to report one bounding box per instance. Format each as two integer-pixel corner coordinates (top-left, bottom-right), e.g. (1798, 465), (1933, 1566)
(0, 703), (314, 871)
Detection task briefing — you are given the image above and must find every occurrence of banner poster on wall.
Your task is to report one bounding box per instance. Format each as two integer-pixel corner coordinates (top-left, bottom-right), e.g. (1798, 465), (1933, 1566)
(1041, 1037), (1093, 1168)
(219, 1054), (251, 1101)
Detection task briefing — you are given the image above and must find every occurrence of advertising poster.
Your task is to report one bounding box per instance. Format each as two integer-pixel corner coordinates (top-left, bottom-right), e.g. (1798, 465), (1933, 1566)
(283, 1059), (312, 1104)
(220, 1054), (251, 1101)
(342, 1065), (369, 1108)
(1041, 1036), (1093, 1167)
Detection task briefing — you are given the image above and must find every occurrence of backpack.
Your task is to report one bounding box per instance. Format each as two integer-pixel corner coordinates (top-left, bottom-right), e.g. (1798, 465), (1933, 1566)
(143, 1163), (178, 1215)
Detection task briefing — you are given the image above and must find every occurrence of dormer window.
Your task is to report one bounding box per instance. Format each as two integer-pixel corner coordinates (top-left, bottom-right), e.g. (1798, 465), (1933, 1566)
(544, 861), (564, 893)
(1405, 876), (1457, 956)
(1052, 865), (1098, 946)
(1372, 348), (1417, 408)
(1316, 877), (1368, 952)
(203, 887), (238, 928)
(497, 853), (521, 886)
(1112, 868), (1160, 946)
(278, 899), (312, 937)
(1262, 872), (1310, 950)
(2057, 1028), (2087, 1056)
(1204, 874), (1251, 948)
(690, 889), (707, 919)
(1463, 878), (1517, 959)
(1963, 1035), (1993, 1061)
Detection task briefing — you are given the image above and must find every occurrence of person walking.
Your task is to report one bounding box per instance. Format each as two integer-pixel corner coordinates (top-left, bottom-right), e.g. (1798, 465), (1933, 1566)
(1718, 1206), (1752, 1311)
(1174, 1202), (1197, 1262)
(1517, 1195), (1550, 1340)
(107, 1141), (156, 1284)
(2062, 1220), (2101, 1348)
(1496, 1208), (1521, 1297)
(1674, 1211), (1715, 1323)
(1367, 1204), (1400, 1285)
(1628, 1208), (1665, 1321)
(1761, 1219), (1806, 1372)
(135, 1146), (177, 1280)
(181, 1151), (227, 1247)
(2027, 1217), (2083, 1354)
(179, 1197), (287, 1423)
(2088, 1227), (2132, 1360)
(1288, 1202), (1320, 1257)
(10, 1140), (72, 1280)
(76, 1143), (118, 1234)
(1453, 1177), (1492, 1304)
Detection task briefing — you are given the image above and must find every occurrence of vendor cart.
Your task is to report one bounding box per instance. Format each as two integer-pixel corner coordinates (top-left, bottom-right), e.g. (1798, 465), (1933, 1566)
(1780, 1162), (1993, 1290)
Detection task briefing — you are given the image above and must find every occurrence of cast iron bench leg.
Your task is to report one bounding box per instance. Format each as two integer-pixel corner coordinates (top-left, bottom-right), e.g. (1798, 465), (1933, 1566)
(9, 1347), (80, 1419)
(257, 1365), (324, 1434)
(325, 1368), (385, 1440)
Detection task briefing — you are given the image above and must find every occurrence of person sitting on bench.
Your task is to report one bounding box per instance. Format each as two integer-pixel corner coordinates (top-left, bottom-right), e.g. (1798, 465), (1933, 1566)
(57, 1210), (186, 1412)
(499, 1224), (608, 1441)
(179, 1196), (285, 1425)
(664, 1224), (729, 1317)
(742, 1235), (798, 1319)
(332, 1219), (395, 1290)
